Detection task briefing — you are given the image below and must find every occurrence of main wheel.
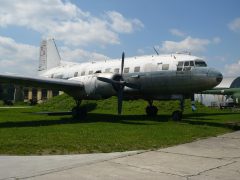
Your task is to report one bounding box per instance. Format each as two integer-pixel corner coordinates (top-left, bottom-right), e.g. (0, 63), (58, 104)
(172, 110), (182, 121)
(72, 106), (87, 120)
(146, 106), (158, 116)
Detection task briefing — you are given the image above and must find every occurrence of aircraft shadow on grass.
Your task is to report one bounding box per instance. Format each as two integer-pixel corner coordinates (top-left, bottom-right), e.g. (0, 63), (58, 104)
(0, 114), (167, 128)
(183, 112), (240, 130)
(0, 104), (239, 130)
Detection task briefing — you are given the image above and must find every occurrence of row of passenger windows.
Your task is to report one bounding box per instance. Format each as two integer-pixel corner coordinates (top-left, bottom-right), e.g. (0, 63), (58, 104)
(73, 66), (141, 77)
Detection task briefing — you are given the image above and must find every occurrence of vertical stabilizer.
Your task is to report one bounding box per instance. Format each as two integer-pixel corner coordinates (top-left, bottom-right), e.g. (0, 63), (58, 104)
(38, 38), (61, 72)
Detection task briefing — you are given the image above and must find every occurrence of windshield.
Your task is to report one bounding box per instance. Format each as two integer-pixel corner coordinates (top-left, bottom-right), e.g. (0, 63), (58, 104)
(195, 60), (207, 67)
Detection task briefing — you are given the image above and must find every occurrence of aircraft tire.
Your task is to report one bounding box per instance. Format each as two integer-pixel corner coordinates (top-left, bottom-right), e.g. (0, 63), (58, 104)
(146, 106), (158, 116)
(72, 106), (87, 120)
(172, 110), (182, 121)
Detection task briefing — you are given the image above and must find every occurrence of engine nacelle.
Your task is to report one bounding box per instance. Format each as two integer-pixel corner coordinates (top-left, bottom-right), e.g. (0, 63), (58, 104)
(70, 73), (117, 99)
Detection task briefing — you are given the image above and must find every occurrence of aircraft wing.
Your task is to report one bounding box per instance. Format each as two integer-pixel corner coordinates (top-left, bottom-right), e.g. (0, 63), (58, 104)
(201, 88), (240, 95)
(0, 74), (84, 92)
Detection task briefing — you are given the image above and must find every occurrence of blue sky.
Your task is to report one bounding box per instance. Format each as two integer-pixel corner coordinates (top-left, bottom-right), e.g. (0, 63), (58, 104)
(0, 0), (240, 76)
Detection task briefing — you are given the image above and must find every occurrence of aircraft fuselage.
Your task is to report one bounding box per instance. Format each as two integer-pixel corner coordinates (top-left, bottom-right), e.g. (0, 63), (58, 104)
(40, 53), (222, 101)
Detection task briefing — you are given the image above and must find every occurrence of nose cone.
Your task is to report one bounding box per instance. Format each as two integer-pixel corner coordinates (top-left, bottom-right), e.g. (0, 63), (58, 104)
(216, 73), (223, 84)
(208, 68), (223, 86)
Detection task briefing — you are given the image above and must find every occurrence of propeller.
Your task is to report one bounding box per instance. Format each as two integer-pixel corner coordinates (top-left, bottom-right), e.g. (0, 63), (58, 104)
(97, 52), (138, 115)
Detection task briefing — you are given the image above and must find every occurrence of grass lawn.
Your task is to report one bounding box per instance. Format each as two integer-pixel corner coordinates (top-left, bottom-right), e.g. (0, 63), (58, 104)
(0, 94), (239, 155)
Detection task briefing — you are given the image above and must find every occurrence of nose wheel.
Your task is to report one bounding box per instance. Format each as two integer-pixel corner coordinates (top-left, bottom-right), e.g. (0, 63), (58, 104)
(172, 110), (182, 121)
(172, 99), (184, 121)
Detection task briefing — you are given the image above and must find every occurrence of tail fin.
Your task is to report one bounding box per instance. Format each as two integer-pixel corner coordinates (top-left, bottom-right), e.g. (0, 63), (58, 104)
(38, 38), (61, 72)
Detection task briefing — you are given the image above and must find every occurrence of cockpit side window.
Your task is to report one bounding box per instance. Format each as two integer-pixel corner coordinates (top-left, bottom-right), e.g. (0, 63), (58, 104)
(195, 60), (207, 67)
(177, 61), (184, 71)
(190, 61), (194, 66)
(184, 61), (190, 66)
(183, 61), (191, 71)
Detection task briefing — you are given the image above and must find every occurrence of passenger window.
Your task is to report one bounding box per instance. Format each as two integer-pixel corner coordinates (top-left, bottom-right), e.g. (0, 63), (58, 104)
(74, 72), (78, 77)
(105, 68), (111, 73)
(124, 67), (130, 73)
(89, 71), (93, 75)
(114, 68), (119, 73)
(162, 64), (169, 70)
(134, 66), (140, 72)
(81, 71), (85, 76)
(95, 70), (101, 73)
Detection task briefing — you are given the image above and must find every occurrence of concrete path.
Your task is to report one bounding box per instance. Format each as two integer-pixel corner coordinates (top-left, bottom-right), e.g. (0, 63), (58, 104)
(0, 131), (240, 180)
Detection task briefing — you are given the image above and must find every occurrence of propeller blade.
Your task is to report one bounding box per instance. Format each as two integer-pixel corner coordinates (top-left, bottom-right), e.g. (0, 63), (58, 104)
(125, 82), (140, 89)
(97, 77), (114, 84)
(121, 52), (125, 76)
(117, 89), (123, 115)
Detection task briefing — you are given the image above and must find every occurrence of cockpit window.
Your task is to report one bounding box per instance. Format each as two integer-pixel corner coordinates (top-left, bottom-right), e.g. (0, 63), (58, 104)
(195, 60), (207, 67)
(178, 61), (184, 66)
(184, 61), (189, 66)
(190, 61), (194, 66)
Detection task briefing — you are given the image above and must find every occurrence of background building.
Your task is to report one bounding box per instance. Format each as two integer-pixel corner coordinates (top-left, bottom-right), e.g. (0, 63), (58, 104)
(0, 84), (60, 104)
(195, 77), (240, 107)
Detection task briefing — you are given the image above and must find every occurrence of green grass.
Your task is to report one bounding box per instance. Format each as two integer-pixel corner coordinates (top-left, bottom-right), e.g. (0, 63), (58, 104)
(0, 94), (239, 155)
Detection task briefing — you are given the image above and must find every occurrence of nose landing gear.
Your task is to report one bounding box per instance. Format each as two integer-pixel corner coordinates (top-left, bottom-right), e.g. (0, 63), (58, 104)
(172, 110), (183, 121)
(172, 99), (184, 121)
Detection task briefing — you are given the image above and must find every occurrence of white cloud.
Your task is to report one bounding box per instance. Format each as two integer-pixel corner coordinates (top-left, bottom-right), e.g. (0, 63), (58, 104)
(137, 48), (146, 55)
(0, 36), (110, 75)
(0, 36), (38, 75)
(60, 47), (109, 62)
(106, 11), (144, 33)
(0, 0), (143, 46)
(169, 28), (186, 37)
(212, 37), (221, 44)
(224, 60), (240, 76)
(160, 36), (211, 53)
(228, 17), (240, 32)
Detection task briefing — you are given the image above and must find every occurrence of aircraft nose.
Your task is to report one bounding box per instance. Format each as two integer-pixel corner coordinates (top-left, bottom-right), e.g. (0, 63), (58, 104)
(208, 68), (223, 84)
(216, 72), (223, 83)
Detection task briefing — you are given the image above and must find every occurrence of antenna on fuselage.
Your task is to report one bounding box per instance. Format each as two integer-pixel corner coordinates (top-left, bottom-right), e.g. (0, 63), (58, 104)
(153, 46), (159, 55)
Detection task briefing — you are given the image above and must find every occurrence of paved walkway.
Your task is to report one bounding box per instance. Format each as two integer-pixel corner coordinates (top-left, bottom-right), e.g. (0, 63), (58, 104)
(0, 131), (240, 180)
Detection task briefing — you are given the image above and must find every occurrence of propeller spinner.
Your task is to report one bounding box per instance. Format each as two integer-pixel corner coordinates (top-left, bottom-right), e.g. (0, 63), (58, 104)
(97, 52), (138, 115)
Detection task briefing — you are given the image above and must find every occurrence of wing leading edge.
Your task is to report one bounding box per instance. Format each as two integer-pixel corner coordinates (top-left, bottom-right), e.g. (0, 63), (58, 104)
(0, 74), (84, 92)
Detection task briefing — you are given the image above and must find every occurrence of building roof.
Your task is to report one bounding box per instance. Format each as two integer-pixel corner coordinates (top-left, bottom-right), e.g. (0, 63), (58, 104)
(216, 77), (240, 88)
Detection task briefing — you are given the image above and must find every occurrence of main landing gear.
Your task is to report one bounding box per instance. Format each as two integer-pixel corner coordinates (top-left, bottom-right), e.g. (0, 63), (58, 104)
(72, 100), (87, 119)
(171, 99), (184, 121)
(145, 99), (184, 121)
(146, 100), (158, 116)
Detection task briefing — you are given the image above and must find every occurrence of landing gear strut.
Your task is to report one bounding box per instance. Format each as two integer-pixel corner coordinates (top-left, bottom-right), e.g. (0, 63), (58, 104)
(172, 99), (184, 121)
(146, 100), (158, 116)
(72, 100), (87, 119)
